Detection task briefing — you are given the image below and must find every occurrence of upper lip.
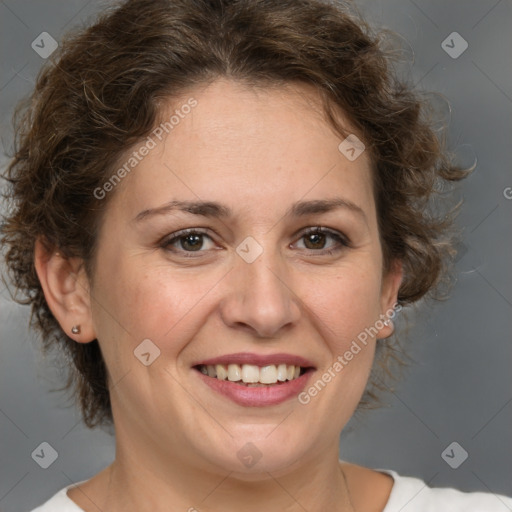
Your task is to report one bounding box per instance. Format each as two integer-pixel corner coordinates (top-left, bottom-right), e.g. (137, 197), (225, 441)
(192, 352), (316, 369)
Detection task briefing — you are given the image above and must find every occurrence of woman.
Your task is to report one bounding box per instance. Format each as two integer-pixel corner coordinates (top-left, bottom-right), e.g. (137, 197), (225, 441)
(2, 0), (511, 510)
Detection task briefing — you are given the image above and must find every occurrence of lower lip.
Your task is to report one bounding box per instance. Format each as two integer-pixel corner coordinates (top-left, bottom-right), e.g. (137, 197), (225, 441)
(194, 369), (315, 407)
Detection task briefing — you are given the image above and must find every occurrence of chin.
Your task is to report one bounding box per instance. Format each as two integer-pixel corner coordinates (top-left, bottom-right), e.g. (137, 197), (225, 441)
(199, 431), (311, 478)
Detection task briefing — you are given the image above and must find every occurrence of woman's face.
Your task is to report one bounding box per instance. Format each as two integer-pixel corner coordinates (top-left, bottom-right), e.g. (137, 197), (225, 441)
(87, 79), (401, 475)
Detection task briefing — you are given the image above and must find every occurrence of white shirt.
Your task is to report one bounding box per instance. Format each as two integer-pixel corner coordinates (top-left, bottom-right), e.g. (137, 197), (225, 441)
(30, 469), (512, 511)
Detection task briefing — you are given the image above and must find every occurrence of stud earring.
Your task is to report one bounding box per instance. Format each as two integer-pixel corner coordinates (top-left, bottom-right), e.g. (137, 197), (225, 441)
(71, 325), (81, 335)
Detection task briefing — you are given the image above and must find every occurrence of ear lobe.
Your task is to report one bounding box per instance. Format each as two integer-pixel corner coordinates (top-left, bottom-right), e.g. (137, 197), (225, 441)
(34, 237), (96, 343)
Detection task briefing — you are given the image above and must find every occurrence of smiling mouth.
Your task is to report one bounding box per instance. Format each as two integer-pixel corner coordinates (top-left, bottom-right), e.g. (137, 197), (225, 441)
(193, 363), (311, 387)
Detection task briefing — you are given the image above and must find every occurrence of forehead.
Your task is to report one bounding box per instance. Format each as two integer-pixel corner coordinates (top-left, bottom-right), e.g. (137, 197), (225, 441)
(108, 79), (375, 224)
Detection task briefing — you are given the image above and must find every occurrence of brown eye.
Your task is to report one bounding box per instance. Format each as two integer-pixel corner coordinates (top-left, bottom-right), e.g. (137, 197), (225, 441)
(303, 231), (327, 250)
(177, 233), (204, 251)
(296, 227), (350, 255)
(161, 229), (215, 256)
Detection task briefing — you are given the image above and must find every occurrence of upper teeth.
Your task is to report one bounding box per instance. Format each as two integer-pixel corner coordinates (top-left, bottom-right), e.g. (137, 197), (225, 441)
(198, 363), (301, 384)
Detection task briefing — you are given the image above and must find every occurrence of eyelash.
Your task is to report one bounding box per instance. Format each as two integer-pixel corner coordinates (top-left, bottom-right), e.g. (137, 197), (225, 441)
(159, 227), (350, 258)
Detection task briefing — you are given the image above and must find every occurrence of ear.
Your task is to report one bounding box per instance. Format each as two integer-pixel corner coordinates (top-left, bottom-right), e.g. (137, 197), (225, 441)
(34, 237), (96, 343)
(377, 259), (403, 339)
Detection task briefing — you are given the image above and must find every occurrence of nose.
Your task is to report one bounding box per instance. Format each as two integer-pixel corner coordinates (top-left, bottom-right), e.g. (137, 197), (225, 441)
(219, 250), (301, 339)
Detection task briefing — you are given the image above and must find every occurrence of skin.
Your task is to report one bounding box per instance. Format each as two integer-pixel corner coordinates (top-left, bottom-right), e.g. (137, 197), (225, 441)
(35, 79), (402, 512)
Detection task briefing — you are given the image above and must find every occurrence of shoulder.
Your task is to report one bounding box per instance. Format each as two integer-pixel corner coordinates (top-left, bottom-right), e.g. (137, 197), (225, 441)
(29, 482), (86, 512)
(382, 469), (512, 512)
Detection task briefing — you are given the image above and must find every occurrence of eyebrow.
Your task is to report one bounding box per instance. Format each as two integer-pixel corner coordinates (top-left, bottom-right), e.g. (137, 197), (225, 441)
(133, 197), (367, 224)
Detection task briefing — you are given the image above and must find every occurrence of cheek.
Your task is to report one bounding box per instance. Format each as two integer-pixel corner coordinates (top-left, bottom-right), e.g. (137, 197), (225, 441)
(308, 265), (383, 349)
(91, 254), (223, 360)
(295, 269), (382, 437)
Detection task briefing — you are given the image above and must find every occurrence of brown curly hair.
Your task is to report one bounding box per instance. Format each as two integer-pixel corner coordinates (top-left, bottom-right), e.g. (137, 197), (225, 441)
(1, 0), (467, 428)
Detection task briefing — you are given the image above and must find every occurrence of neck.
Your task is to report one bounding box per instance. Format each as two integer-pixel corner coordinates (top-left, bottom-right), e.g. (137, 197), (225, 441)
(100, 443), (354, 512)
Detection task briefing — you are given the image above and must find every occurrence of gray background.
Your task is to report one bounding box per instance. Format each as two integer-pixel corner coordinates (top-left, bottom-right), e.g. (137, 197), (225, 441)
(1, 0), (511, 510)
